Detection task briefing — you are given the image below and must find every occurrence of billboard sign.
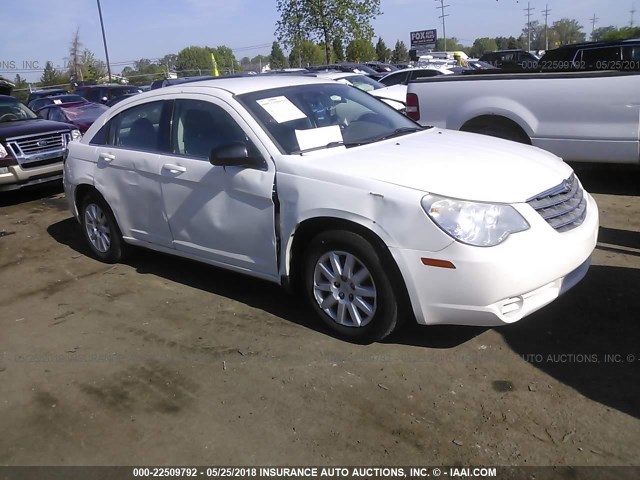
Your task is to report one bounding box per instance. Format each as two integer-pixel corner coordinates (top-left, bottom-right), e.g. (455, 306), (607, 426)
(410, 29), (437, 50)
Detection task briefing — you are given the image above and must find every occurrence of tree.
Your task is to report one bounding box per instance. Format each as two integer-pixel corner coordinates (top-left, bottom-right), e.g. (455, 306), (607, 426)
(160, 54), (177, 72)
(332, 37), (344, 62)
(375, 37), (390, 62)
(521, 20), (547, 51)
(67, 28), (83, 82)
(210, 45), (240, 74)
(596, 26), (640, 41)
(435, 37), (466, 52)
(12, 74), (29, 103)
(270, 41), (287, 69)
(345, 38), (375, 62)
(276, 0), (381, 65)
(175, 46), (212, 77)
(470, 37), (498, 57)
(494, 36), (521, 50)
(288, 40), (325, 67)
(40, 61), (68, 87)
(552, 18), (586, 46)
(390, 40), (409, 63)
(122, 58), (166, 86)
(82, 49), (107, 81)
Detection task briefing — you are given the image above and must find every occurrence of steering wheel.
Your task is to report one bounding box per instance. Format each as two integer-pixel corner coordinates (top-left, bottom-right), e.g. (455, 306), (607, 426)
(0, 113), (19, 122)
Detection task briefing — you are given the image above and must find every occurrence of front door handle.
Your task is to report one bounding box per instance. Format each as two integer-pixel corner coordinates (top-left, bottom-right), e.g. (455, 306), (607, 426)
(99, 152), (115, 162)
(162, 163), (187, 174)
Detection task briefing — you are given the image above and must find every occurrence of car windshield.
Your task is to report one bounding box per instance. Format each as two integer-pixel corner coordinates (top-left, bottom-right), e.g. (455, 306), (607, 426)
(63, 103), (108, 122)
(336, 75), (384, 92)
(0, 99), (38, 122)
(237, 83), (424, 155)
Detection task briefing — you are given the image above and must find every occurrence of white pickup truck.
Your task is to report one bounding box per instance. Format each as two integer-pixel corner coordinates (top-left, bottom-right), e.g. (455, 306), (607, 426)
(405, 70), (640, 164)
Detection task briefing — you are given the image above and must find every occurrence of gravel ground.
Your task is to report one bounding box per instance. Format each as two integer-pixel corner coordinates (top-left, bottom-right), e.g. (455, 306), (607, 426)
(0, 163), (638, 467)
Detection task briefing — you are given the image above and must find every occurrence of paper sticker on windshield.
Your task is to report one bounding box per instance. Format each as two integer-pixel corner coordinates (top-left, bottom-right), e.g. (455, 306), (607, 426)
(256, 96), (306, 123)
(295, 125), (343, 152)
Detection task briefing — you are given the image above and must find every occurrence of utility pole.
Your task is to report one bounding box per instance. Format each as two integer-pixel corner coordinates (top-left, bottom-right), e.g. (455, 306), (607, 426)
(96, 0), (112, 83)
(524, 2), (535, 52)
(631, 4), (636, 27)
(542, 4), (551, 51)
(591, 14), (599, 40)
(435, 0), (450, 52)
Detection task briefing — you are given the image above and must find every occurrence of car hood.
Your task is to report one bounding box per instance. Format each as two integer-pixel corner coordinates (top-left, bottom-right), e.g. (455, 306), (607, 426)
(0, 119), (73, 138)
(298, 128), (574, 203)
(370, 84), (407, 105)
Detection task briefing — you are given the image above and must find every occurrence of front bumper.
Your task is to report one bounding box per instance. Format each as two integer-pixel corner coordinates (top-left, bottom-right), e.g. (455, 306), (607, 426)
(0, 162), (63, 192)
(390, 192), (599, 326)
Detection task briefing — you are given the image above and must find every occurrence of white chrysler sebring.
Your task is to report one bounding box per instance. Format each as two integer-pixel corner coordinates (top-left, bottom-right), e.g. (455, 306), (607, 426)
(64, 76), (598, 342)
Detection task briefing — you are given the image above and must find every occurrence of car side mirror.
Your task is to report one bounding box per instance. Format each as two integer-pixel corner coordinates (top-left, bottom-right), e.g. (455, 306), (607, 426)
(209, 142), (259, 168)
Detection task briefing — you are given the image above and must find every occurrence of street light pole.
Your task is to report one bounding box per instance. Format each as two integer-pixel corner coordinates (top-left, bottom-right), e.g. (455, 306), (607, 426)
(96, 0), (112, 83)
(435, 0), (450, 52)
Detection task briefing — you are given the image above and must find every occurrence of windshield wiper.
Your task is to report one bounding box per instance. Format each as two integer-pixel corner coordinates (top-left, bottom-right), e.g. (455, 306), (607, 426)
(296, 140), (345, 154)
(345, 126), (427, 147)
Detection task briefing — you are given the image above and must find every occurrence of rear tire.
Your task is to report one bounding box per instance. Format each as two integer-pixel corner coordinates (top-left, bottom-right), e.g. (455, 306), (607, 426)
(303, 230), (402, 343)
(79, 192), (127, 263)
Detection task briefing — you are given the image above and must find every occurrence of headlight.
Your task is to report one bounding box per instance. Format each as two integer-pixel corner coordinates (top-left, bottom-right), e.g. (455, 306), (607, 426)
(0, 143), (7, 159)
(422, 194), (530, 247)
(70, 129), (82, 141)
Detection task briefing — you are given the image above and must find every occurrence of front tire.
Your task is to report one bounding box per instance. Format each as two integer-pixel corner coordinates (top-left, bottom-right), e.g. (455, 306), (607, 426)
(304, 230), (402, 343)
(80, 192), (127, 263)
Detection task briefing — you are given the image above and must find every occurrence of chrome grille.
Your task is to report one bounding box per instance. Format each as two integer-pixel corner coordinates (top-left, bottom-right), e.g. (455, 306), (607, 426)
(6, 131), (68, 167)
(527, 174), (587, 232)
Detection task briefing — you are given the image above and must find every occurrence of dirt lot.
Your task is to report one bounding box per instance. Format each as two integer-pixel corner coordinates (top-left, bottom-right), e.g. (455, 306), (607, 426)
(0, 164), (639, 467)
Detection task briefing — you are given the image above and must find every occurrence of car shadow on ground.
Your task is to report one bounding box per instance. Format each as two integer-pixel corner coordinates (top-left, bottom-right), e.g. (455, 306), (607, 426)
(597, 226), (640, 256)
(47, 217), (484, 349)
(570, 163), (640, 196)
(47, 219), (639, 418)
(499, 264), (640, 419)
(0, 181), (64, 207)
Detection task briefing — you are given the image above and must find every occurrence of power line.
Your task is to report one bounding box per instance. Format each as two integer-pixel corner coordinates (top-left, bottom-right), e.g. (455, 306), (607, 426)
(435, 0), (450, 51)
(542, 4), (551, 51)
(524, 1), (535, 52)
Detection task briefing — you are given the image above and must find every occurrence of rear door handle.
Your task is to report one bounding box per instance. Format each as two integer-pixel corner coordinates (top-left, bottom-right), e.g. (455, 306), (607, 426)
(162, 163), (187, 174)
(99, 153), (115, 162)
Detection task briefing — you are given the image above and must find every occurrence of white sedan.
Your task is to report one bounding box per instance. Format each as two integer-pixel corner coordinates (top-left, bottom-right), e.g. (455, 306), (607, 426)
(64, 76), (598, 342)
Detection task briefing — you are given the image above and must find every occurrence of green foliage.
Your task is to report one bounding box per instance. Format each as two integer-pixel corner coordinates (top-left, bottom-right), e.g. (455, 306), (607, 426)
(81, 49), (107, 81)
(345, 38), (375, 62)
(390, 40), (409, 63)
(175, 46), (213, 77)
(288, 40), (325, 67)
(375, 37), (390, 62)
(469, 38), (498, 57)
(276, 0), (381, 64)
(210, 45), (240, 74)
(596, 26), (640, 41)
(552, 18), (586, 46)
(434, 38), (467, 53)
(12, 74), (29, 103)
(40, 61), (68, 87)
(332, 37), (345, 62)
(494, 36), (522, 50)
(160, 54), (177, 71)
(270, 41), (288, 69)
(122, 59), (166, 86)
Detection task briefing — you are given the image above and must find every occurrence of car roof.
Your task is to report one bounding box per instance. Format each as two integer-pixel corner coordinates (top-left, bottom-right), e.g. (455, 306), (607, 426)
(158, 75), (337, 96)
(554, 38), (640, 50)
(0, 94), (19, 101)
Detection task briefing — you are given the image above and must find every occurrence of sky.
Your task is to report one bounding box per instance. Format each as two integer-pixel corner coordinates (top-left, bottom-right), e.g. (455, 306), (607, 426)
(0, 0), (633, 82)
